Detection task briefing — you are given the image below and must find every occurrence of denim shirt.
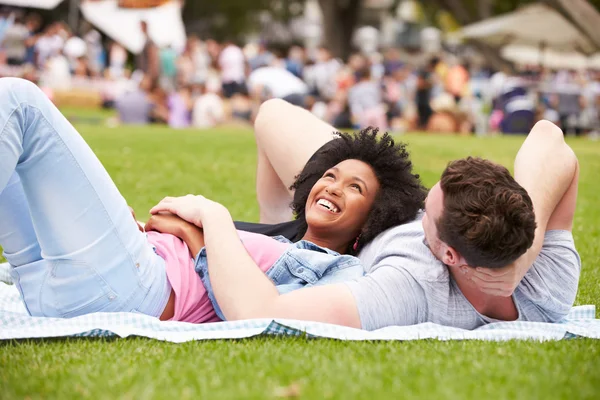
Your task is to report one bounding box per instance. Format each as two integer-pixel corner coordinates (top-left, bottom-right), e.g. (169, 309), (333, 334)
(194, 236), (364, 320)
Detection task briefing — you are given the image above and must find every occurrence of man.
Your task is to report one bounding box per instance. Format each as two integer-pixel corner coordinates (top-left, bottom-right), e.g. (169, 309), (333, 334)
(218, 40), (246, 99)
(247, 65), (309, 108)
(136, 20), (160, 89)
(190, 99), (580, 330)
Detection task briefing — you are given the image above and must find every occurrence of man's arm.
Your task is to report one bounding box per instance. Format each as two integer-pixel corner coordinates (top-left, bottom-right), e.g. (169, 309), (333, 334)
(469, 120), (579, 296)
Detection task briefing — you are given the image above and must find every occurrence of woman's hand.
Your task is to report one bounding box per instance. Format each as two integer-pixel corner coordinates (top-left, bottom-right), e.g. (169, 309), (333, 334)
(149, 194), (224, 227)
(145, 212), (193, 237)
(145, 212), (206, 257)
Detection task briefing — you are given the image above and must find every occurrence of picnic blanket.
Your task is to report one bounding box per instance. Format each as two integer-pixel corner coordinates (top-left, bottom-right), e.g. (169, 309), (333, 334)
(1, 264), (599, 342)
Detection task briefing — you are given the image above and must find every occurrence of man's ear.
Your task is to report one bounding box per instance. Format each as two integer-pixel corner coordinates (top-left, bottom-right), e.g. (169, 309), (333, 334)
(442, 246), (462, 266)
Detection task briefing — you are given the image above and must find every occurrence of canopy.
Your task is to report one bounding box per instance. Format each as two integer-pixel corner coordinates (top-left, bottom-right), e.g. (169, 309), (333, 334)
(0, 0), (63, 8)
(500, 44), (600, 70)
(458, 3), (596, 55)
(80, 0), (186, 54)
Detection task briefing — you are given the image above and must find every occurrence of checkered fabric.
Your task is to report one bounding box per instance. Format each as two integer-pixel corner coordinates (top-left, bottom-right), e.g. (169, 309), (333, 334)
(1, 272), (598, 342)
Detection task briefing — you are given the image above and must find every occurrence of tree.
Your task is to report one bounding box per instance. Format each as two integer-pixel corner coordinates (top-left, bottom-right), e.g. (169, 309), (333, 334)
(182, 0), (363, 60)
(182, 0), (278, 41)
(318, 0), (363, 60)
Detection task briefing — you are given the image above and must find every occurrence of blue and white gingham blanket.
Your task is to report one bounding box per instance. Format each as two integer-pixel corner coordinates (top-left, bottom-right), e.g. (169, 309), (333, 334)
(1, 265), (599, 342)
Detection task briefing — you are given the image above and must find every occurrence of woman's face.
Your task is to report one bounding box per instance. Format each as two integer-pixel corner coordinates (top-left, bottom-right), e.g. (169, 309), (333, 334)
(305, 159), (381, 245)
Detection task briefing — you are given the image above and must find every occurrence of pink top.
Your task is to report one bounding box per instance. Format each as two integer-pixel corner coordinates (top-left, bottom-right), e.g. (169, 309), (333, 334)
(145, 230), (290, 323)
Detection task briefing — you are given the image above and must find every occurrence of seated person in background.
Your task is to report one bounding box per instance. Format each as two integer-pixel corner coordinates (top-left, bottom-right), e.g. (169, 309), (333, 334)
(247, 64), (309, 108)
(229, 91), (254, 124)
(192, 81), (225, 129)
(167, 85), (193, 129)
(427, 92), (459, 133)
(348, 66), (387, 130)
(115, 75), (154, 125)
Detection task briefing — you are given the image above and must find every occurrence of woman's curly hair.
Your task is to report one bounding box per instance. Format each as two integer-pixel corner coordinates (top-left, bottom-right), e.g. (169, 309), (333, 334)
(290, 127), (428, 254)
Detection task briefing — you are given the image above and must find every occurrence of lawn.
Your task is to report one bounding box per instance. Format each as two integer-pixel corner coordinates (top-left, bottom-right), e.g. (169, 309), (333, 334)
(1, 123), (599, 399)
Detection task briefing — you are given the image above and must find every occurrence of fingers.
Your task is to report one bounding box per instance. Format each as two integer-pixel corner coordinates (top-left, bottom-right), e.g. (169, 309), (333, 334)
(149, 196), (176, 215)
(459, 265), (516, 297)
(145, 214), (171, 232)
(471, 271), (514, 283)
(468, 274), (515, 297)
(475, 266), (512, 278)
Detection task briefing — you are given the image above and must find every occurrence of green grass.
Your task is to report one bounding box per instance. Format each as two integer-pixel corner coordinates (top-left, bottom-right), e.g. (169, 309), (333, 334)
(1, 124), (600, 399)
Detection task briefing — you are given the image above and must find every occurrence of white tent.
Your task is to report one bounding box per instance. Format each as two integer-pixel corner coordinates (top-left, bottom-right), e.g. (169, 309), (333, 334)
(458, 3), (596, 55)
(80, 0), (186, 54)
(0, 0), (63, 8)
(501, 44), (596, 70)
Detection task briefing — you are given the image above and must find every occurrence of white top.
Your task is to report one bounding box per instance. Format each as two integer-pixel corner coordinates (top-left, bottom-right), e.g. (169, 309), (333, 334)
(192, 93), (225, 128)
(218, 44), (246, 83)
(35, 34), (64, 68)
(247, 67), (308, 99)
(310, 58), (341, 100)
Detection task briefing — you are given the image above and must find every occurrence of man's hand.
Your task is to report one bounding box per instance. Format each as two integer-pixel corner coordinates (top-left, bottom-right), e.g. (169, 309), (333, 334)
(465, 262), (522, 297)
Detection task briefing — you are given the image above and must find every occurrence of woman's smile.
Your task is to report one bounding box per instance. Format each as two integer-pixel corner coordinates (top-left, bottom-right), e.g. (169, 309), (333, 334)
(315, 197), (341, 214)
(303, 159), (381, 250)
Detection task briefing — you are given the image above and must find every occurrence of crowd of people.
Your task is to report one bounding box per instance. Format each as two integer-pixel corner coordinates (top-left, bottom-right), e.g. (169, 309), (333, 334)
(1, 9), (599, 136)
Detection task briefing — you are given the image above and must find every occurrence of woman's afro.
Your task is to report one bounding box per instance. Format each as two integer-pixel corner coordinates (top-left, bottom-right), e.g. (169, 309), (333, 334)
(290, 127), (428, 254)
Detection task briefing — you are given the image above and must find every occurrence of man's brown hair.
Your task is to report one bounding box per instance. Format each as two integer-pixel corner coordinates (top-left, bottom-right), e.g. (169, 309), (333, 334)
(437, 157), (536, 268)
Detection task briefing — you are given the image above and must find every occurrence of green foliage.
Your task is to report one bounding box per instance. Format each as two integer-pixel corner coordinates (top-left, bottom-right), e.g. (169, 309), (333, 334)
(1, 122), (599, 399)
(182, 0), (305, 40)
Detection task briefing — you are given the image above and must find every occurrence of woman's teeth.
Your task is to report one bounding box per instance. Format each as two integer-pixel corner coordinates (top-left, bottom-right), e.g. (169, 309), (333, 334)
(317, 198), (339, 213)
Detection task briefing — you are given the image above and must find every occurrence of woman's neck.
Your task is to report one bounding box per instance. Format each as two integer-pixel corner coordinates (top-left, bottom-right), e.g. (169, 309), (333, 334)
(301, 232), (348, 254)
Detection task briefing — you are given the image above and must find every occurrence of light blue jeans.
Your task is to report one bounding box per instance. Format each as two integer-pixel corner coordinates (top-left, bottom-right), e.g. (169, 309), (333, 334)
(0, 78), (171, 318)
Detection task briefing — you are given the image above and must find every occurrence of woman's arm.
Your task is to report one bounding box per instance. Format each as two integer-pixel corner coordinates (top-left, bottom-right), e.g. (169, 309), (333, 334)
(145, 213), (205, 257)
(202, 204), (361, 325)
(150, 196), (361, 327)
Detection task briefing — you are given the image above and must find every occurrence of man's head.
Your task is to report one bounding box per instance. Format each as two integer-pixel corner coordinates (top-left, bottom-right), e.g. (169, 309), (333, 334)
(422, 157), (536, 269)
(317, 46), (333, 62)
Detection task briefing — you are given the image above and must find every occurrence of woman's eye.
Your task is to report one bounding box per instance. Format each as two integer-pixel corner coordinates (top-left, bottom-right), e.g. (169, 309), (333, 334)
(324, 172), (335, 179)
(350, 183), (362, 193)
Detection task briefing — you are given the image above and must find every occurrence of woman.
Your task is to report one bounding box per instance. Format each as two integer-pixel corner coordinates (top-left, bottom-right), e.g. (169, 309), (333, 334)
(0, 78), (424, 322)
(146, 130), (426, 322)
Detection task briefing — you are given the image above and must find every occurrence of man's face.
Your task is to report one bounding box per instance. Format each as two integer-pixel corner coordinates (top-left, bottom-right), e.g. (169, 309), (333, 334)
(422, 182), (446, 262)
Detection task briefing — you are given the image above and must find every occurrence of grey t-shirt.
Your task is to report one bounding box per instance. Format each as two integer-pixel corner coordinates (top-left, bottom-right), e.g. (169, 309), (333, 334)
(346, 213), (581, 331)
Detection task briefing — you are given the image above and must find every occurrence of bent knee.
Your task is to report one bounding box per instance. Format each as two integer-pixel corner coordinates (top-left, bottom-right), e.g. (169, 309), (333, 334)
(0, 77), (44, 104)
(0, 77), (39, 93)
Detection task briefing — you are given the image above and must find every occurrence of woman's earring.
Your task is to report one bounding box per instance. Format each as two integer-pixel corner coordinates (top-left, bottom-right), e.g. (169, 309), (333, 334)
(353, 235), (361, 251)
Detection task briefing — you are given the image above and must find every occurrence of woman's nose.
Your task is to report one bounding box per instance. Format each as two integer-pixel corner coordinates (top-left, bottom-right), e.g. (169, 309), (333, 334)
(325, 185), (343, 197)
